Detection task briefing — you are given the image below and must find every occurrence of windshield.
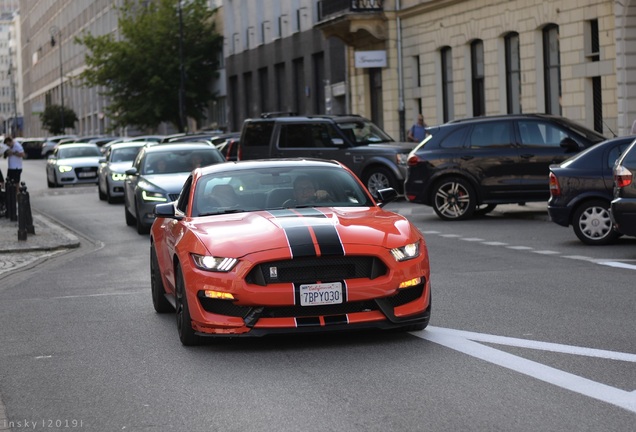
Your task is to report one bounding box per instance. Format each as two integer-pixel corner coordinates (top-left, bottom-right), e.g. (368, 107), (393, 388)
(336, 119), (394, 145)
(57, 146), (101, 158)
(142, 148), (224, 175)
(192, 165), (375, 216)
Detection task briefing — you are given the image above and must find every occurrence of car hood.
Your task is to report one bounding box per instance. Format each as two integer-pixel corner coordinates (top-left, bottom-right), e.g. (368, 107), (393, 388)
(141, 173), (190, 192)
(190, 207), (416, 257)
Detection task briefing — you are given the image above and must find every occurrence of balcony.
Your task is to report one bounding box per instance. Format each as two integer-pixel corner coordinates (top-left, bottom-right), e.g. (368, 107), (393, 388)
(316, 0), (387, 47)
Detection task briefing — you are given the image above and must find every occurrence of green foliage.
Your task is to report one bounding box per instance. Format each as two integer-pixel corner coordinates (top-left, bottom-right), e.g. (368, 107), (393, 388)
(39, 105), (79, 135)
(75, 0), (222, 132)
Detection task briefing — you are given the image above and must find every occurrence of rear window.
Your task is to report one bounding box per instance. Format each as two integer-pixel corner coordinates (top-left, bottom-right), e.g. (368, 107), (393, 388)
(241, 121), (274, 147)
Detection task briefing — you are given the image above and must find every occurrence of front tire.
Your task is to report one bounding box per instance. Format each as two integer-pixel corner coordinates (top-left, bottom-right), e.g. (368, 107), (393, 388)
(124, 201), (136, 226)
(175, 264), (201, 346)
(151, 244), (173, 313)
(432, 177), (476, 221)
(572, 199), (620, 245)
(136, 204), (151, 235)
(98, 181), (107, 200)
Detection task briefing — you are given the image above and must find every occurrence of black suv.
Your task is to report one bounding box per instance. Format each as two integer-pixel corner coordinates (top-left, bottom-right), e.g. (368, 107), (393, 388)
(404, 114), (606, 220)
(238, 114), (417, 196)
(611, 139), (636, 237)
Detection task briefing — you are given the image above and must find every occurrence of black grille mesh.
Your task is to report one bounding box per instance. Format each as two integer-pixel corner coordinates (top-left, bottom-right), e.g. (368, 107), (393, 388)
(247, 256), (387, 286)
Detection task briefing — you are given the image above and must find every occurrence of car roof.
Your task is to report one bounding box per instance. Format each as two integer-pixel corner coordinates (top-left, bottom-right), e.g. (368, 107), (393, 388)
(247, 114), (366, 123)
(197, 158), (343, 176)
(109, 141), (146, 150)
(58, 143), (99, 148)
(143, 142), (217, 153)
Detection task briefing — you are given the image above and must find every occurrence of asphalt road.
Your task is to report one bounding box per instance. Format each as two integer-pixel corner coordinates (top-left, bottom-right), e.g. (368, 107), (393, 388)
(0, 158), (634, 431)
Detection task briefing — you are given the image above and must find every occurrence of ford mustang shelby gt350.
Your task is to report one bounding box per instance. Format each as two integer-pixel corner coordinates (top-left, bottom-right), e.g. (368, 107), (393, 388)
(150, 159), (431, 345)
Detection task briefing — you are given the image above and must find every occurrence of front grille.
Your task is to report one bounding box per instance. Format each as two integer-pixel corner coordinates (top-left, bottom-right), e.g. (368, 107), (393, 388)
(247, 256), (387, 286)
(261, 300), (378, 318)
(74, 166), (98, 178)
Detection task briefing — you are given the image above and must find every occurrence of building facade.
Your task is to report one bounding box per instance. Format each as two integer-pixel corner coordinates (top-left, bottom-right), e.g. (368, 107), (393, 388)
(223, 0), (347, 133)
(18, 0), (226, 138)
(0, 0), (21, 136)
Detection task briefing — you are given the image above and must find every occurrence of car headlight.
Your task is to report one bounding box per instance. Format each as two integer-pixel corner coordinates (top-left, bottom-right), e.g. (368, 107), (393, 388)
(396, 153), (409, 165)
(390, 242), (420, 261)
(191, 254), (238, 272)
(58, 165), (73, 173)
(141, 190), (168, 202)
(111, 172), (127, 181)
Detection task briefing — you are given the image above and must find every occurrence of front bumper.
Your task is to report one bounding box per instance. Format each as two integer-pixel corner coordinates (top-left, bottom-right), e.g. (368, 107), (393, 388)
(181, 248), (431, 337)
(610, 197), (636, 236)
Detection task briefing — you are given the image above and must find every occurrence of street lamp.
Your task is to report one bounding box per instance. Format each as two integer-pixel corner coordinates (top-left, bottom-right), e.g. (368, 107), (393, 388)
(49, 25), (65, 132)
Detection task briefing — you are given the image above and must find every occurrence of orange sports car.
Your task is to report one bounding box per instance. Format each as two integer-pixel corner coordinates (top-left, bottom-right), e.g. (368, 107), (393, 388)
(150, 159), (431, 345)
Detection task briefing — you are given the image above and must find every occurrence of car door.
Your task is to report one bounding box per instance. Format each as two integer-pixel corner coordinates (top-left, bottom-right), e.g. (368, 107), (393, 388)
(514, 119), (583, 198)
(456, 120), (519, 200)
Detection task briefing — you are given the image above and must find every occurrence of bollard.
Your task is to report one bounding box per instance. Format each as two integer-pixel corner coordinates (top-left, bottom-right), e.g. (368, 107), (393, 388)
(18, 182), (35, 234)
(17, 182), (33, 241)
(6, 178), (17, 221)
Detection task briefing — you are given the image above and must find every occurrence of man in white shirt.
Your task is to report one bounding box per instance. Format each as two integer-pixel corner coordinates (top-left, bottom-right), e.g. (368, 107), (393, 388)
(4, 136), (25, 185)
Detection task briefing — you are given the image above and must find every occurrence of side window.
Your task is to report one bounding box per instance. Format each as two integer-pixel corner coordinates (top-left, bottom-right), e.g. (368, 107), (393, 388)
(519, 120), (567, 147)
(606, 144), (630, 169)
(280, 124), (313, 148)
(439, 126), (469, 149)
(242, 122), (274, 147)
(176, 176), (192, 214)
(468, 122), (512, 148)
(311, 124), (341, 148)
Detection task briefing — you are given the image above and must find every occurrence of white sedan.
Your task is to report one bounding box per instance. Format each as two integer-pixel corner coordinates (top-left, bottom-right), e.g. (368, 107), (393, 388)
(46, 143), (103, 188)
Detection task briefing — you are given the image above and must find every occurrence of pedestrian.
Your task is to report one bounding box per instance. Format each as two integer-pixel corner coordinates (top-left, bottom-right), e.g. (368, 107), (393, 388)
(407, 114), (428, 143)
(4, 136), (25, 186)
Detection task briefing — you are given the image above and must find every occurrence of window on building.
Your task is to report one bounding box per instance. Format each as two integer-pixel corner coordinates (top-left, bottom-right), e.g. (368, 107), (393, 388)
(586, 19), (600, 62)
(592, 76), (602, 133)
(243, 72), (252, 119)
(543, 24), (561, 115)
(258, 67), (269, 114)
(505, 32), (521, 114)
(313, 52), (325, 114)
(414, 55), (421, 87)
(441, 46), (454, 122)
(293, 58), (305, 114)
(471, 39), (485, 116)
(275, 62), (285, 111)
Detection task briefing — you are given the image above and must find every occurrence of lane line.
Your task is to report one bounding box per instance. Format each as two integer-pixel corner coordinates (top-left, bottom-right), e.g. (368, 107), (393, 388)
(412, 326), (636, 414)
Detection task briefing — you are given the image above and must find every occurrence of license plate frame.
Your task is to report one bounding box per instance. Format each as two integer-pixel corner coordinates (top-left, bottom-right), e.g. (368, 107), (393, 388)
(299, 282), (343, 306)
(78, 171), (96, 178)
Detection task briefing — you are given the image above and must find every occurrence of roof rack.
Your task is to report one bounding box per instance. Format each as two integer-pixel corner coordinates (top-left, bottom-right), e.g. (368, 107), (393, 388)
(260, 112), (297, 118)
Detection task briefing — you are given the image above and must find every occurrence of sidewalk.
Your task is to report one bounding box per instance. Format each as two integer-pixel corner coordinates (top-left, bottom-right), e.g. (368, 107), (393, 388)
(0, 210), (80, 276)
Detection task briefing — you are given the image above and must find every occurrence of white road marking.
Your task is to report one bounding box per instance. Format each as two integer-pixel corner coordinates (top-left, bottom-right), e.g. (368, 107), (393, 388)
(461, 238), (484, 242)
(598, 261), (636, 270)
(412, 326), (636, 414)
(507, 246), (533, 250)
(482, 241), (508, 246)
(532, 250), (561, 255)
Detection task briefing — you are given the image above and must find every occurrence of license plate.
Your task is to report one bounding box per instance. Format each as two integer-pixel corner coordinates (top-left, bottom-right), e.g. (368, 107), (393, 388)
(78, 172), (96, 178)
(299, 282), (343, 306)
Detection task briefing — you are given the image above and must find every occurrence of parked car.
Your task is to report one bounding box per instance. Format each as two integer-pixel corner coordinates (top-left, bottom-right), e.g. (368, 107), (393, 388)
(97, 142), (145, 203)
(123, 142), (225, 234)
(150, 158), (431, 345)
(548, 136), (634, 245)
(45, 143), (103, 188)
(404, 114), (606, 220)
(238, 114), (418, 196)
(611, 139), (636, 237)
(40, 134), (77, 158)
(16, 137), (45, 159)
(215, 136), (239, 161)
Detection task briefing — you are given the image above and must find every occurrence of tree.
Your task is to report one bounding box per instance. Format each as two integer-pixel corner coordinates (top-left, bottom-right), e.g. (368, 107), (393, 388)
(40, 105), (79, 135)
(75, 0), (223, 132)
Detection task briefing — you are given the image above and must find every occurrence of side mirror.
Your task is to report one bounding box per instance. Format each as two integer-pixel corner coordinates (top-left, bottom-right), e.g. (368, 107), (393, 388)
(154, 202), (177, 218)
(376, 187), (398, 207)
(331, 138), (345, 146)
(560, 137), (581, 152)
(125, 167), (138, 176)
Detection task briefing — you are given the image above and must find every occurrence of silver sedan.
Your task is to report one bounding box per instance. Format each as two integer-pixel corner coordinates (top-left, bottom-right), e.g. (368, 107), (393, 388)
(46, 143), (103, 188)
(97, 142), (145, 203)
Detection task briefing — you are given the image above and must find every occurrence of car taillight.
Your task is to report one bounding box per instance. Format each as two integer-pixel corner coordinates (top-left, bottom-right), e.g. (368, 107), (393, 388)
(614, 165), (633, 189)
(549, 172), (560, 196)
(407, 155), (420, 166)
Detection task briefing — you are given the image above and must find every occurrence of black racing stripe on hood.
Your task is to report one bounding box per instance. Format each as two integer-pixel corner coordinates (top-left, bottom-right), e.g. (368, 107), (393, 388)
(284, 225), (316, 258)
(312, 224), (344, 256)
(270, 209), (343, 257)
